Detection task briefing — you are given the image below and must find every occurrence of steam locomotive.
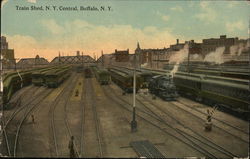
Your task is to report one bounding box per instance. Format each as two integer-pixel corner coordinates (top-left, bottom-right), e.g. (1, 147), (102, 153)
(148, 75), (179, 100)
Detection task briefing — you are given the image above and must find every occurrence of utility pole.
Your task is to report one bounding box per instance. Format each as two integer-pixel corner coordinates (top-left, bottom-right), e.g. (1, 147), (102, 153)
(131, 53), (137, 132)
(157, 52), (159, 69)
(187, 41), (191, 73)
(0, 50), (3, 155)
(82, 52), (83, 66)
(102, 50), (104, 68)
(248, 18), (250, 104)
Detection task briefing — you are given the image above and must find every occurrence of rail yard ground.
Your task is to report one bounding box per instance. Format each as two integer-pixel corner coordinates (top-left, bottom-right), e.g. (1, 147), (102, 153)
(1, 73), (249, 158)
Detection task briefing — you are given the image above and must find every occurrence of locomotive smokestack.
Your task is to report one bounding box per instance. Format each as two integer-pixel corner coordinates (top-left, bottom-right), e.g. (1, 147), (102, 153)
(177, 39), (179, 44)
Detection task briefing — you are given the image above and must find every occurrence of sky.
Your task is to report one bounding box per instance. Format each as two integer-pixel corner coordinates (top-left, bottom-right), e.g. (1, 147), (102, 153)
(1, 0), (250, 61)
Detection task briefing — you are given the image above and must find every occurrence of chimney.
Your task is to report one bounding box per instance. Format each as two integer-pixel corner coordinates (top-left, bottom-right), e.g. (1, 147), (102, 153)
(76, 51), (80, 56)
(176, 39), (179, 44)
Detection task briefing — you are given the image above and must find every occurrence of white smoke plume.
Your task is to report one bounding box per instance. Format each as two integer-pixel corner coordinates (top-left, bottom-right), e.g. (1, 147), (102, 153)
(169, 44), (189, 76)
(230, 42), (249, 56)
(190, 54), (199, 60)
(204, 47), (225, 64)
(141, 63), (148, 68)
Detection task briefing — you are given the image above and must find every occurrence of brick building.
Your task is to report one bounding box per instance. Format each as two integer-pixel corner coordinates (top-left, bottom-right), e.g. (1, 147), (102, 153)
(114, 49), (129, 62)
(1, 36), (15, 69)
(202, 35), (238, 56)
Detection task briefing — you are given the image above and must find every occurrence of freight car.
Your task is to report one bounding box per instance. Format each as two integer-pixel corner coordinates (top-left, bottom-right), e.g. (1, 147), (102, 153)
(45, 66), (71, 88)
(173, 72), (250, 119)
(92, 67), (111, 85)
(108, 68), (143, 93)
(148, 75), (179, 100)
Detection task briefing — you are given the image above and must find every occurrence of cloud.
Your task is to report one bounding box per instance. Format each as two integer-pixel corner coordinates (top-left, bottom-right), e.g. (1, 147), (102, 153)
(195, 1), (216, 23)
(225, 20), (245, 32)
(5, 20), (177, 61)
(170, 6), (183, 12)
(40, 19), (64, 34)
(27, 0), (36, 3)
(156, 11), (170, 22)
(200, 1), (210, 8)
(161, 15), (170, 22)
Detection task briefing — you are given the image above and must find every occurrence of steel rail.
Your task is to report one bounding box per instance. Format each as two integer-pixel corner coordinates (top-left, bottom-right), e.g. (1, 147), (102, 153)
(87, 79), (103, 157)
(13, 89), (53, 157)
(101, 85), (213, 158)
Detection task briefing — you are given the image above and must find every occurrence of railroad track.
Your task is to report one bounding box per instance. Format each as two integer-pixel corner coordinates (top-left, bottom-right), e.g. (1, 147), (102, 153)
(49, 73), (80, 157)
(138, 94), (246, 157)
(13, 89), (53, 157)
(85, 78), (103, 157)
(80, 77), (85, 157)
(101, 85), (215, 158)
(137, 94), (241, 158)
(169, 100), (249, 143)
(103, 84), (240, 158)
(2, 86), (50, 157)
(176, 99), (249, 135)
(63, 74), (81, 158)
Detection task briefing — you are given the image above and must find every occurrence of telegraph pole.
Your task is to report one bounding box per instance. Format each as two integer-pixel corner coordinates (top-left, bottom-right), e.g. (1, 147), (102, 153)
(0, 50), (3, 156)
(187, 41), (191, 73)
(131, 53), (137, 132)
(102, 50), (104, 68)
(248, 18), (250, 106)
(82, 52), (84, 66)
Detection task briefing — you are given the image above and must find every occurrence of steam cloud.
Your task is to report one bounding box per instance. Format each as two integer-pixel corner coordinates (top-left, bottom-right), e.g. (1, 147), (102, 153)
(141, 63), (148, 68)
(169, 44), (189, 76)
(204, 47), (225, 64)
(230, 42), (249, 56)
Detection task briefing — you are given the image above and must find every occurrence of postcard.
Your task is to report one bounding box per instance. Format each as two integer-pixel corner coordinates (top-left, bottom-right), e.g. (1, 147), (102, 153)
(0, 0), (249, 158)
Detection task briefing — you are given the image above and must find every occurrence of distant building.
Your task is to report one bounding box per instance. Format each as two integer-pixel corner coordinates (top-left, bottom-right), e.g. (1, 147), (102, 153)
(188, 40), (202, 55)
(114, 49), (129, 62)
(169, 39), (185, 51)
(17, 55), (49, 69)
(135, 42), (170, 69)
(1, 36), (15, 69)
(202, 35), (238, 56)
(1, 36), (8, 49)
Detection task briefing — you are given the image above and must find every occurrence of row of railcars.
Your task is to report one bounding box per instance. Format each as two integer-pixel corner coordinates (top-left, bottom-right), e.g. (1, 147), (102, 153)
(31, 65), (71, 87)
(44, 65), (71, 88)
(3, 66), (55, 105)
(108, 67), (143, 93)
(111, 66), (155, 89)
(92, 67), (111, 85)
(112, 66), (250, 119)
(165, 62), (250, 80)
(173, 72), (250, 119)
